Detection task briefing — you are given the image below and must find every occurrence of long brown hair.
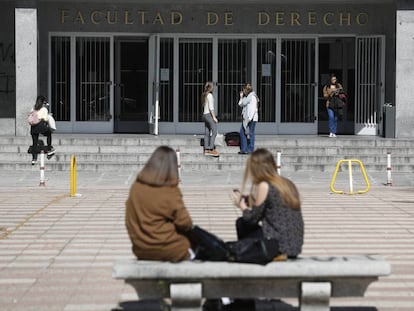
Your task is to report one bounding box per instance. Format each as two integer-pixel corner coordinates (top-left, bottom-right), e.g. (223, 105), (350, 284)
(136, 146), (179, 187)
(200, 82), (214, 108)
(241, 148), (301, 209)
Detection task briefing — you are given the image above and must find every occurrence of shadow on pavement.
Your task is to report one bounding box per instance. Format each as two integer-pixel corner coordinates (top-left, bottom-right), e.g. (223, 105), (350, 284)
(112, 299), (378, 311)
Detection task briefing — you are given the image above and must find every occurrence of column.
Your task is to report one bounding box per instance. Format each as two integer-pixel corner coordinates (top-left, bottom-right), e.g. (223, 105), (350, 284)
(395, 10), (414, 138)
(15, 8), (37, 136)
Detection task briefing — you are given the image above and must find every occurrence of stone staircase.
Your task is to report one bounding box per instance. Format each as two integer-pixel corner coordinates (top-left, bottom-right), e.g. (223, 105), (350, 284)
(1, 134), (414, 173)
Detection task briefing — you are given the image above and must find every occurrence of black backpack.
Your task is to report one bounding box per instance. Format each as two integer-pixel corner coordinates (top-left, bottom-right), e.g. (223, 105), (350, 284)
(224, 132), (240, 146)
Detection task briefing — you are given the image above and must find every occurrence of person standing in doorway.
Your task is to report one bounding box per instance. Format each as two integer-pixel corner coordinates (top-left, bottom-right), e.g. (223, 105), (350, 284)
(201, 82), (219, 157)
(238, 83), (259, 154)
(323, 74), (344, 138)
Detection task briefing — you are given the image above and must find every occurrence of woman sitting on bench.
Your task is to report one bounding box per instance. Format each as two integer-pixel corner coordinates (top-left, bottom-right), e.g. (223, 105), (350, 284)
(125, 146), (194, 262)
(231, 148), (304, 260)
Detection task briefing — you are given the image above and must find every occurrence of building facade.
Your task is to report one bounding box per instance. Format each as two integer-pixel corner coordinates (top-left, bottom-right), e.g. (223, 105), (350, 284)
(2, 0), (413, 137)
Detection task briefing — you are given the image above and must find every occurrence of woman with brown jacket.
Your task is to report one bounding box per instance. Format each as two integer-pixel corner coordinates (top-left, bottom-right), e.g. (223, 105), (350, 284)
(125, 146), (193, 262)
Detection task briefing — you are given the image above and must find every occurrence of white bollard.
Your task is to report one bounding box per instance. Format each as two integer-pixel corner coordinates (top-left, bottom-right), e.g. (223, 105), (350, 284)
(176, 148), (181, 181)
(276, 150), (282, 175)
(348, 160), (354, 194)
(386, 152), (392, 186)
(39, 150), (45, 187)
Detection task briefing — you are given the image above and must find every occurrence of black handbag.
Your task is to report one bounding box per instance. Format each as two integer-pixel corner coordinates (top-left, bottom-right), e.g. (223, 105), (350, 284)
(330, 96), (343, 110)
(226, 238), (280, 265)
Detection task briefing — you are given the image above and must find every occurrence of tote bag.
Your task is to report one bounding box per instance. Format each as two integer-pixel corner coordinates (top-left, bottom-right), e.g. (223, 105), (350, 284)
(48, 115), (57, 131)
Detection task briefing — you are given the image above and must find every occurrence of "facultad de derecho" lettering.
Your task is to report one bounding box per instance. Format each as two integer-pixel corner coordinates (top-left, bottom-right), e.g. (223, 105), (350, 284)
(60, 9), (369, 27)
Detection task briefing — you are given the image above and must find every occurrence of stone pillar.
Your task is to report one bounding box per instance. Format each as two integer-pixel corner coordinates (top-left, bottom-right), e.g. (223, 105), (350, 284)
(300, 282), (331, 311)
(395, 10), (414, 138)
(170, 283), (202, 311)
(15, 8), (37, 136)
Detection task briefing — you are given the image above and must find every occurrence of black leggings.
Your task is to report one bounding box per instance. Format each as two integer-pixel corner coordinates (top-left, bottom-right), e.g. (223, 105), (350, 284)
(31, 122), (52, 160)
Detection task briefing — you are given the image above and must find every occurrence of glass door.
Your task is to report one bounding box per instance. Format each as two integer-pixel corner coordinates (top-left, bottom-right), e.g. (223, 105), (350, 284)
(176, 37), (252, 132)
(114, 37), (149, 133)
(51, 36), (70, 124)
(355, 36), (385, 135)
(278, 38), (318, 134)
(178, 38), (213, 123)
(256, 38), (277, 124)
(75, 37), (113, 132)
(50, 35), (114, 133)
(217, 38), (251, 123)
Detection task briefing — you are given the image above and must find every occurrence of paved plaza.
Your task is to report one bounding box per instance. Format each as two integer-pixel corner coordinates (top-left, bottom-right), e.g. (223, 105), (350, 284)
(0, 168), (413, 311)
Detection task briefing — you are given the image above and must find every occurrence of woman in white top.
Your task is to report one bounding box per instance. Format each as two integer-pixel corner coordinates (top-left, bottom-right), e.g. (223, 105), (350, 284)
(238, 83), (259, 154)
(201, 82), (219, 157)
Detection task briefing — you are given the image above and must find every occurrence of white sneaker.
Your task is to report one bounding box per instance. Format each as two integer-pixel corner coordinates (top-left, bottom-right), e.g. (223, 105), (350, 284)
(329, 133), (337, 138)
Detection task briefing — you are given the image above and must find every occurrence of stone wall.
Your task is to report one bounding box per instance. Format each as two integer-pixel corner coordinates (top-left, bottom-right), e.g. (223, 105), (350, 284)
(396, 10), (414, 138)
(15, 8), (37, 137)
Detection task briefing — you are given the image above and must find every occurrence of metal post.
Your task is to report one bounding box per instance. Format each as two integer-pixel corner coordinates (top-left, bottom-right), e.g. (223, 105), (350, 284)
(70, 155), (77, 197)
(348, 160), (354, 194)
(276, 150), (281, 175)
(176, 148), (181, 182)
(39, 150), (45, 187)
(386, 152), (392, 186)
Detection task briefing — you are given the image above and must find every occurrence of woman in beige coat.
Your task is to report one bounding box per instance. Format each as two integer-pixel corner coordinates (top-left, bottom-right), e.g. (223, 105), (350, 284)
(125, 146), (193, 262)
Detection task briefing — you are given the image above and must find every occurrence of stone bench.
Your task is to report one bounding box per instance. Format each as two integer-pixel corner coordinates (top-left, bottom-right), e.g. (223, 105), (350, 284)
(112, 255), (391, 311)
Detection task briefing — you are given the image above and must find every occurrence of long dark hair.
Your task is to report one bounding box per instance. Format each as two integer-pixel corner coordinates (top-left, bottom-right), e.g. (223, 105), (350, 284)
(34, 95), (47, 111)
(326, 74), (340, 87)
(136, 146), (179, 187)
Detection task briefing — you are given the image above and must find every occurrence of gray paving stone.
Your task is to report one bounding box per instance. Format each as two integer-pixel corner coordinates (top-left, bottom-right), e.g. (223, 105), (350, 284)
(0, 163), (413, 310)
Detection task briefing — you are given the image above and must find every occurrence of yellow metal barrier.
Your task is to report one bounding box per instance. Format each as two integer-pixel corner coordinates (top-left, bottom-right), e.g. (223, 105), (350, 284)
(330, 159), (371, 194)
(70, 155), (77, 197)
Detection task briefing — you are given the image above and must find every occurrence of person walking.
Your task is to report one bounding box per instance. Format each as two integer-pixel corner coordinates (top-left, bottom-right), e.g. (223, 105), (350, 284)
(201, 82), (219, 157)
(29, 95), (55, 165)
(238, 83), (258, 154)
(323, 74), (344, 138)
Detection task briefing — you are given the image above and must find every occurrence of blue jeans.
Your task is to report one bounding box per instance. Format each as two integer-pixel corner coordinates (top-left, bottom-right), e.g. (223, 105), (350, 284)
(240, 121), (256, 153)
(327, 108), (337, 134)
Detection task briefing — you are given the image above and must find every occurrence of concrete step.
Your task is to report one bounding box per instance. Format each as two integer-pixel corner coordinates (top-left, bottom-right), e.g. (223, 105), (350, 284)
(4, 152), (414, 165)
(2, 134), (414, 147)
(2, 134), (413, 172)
(3, 161), (414, 173)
